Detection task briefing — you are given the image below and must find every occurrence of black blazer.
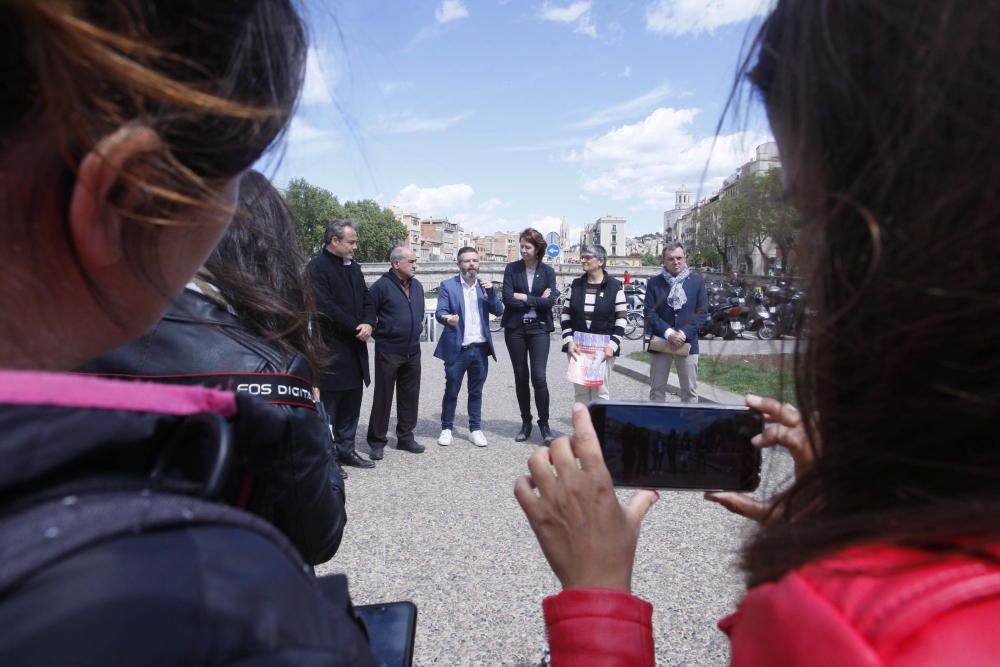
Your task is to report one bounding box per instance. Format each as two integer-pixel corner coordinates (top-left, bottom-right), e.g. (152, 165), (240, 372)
(306, 250), (376, 390)
(501, 259), (558, 331)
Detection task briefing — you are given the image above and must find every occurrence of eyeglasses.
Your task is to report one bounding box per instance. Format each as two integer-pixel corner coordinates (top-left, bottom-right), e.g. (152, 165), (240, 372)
(580, 255), (595, 261)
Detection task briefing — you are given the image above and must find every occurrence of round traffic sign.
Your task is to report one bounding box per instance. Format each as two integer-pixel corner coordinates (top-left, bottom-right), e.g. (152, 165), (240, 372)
(546, 244), (560, 258)
(546, 231), (561, 245)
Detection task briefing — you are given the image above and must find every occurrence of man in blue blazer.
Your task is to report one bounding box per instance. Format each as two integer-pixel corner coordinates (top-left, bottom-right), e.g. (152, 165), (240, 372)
(645, 242), (709, 402)
(434, 247), (504, 447)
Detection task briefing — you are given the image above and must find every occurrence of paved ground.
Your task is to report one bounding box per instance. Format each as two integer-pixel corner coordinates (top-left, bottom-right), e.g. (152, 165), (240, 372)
(317, 333), (793, 666)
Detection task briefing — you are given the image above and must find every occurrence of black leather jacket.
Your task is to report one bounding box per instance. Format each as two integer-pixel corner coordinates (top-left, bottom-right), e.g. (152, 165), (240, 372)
(78, 287), (346, 565)
(0, 373), (375, 666)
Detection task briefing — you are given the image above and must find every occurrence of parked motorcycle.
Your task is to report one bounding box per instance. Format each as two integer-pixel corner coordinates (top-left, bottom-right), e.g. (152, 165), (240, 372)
(699, 299), (749, 340)
(757, 284), (806, 340)
(741, 288), (773, 338)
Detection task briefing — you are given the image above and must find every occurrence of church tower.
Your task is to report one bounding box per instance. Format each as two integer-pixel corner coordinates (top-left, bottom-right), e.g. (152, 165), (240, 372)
(663, 185), (693, 238)
(676, 186), (691, 210)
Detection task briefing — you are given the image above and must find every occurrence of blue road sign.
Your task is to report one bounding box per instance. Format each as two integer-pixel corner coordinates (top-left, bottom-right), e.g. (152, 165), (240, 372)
(546, 244), (560, 258)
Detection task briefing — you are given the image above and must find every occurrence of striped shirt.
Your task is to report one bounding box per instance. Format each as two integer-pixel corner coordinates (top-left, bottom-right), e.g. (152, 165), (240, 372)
(561, 282), (628, 353)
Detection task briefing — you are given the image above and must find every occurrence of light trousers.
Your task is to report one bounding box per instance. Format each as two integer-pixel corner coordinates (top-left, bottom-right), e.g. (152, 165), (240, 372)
(649, 352), (699, 403)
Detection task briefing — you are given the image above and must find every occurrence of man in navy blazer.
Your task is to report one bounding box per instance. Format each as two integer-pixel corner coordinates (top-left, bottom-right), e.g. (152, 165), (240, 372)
(645, 242), (708, 402)
(434, 247), (504, 447)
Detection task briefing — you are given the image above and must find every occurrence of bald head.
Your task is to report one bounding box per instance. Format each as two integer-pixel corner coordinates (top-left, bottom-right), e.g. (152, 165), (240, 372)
(391, 247), (418, 281)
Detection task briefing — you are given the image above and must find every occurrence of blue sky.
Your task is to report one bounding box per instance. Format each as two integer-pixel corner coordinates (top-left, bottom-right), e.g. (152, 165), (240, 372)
(262, 0), (775, 239)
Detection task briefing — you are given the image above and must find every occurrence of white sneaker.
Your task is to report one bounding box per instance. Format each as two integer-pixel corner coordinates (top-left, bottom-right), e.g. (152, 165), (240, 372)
(437, 429), (452, 446)
(470, 430), (488, 447)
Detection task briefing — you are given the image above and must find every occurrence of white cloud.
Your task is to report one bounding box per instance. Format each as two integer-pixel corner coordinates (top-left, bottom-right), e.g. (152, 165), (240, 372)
(283, 115), (340, 158)
(393, 184), (475, 217)
(539, 1), (598, 38)
(526, 219), (585, 246)
(575, 15), (597, 38)
(645, 0), (771, 36)
(436, 0), (469, 24)
(287, 117), (332, 143)
(565, 107), (772, 209)
(540, 0), (590, 22)
(379, 81), (406, 96)
(453, 212), (518, 236)
(479, 197), (504, 212)
(527, 215), (563, 236)
(568, 82), (672, 129)
(390, 185), (517, 236)
(302, 47), (335, 105)
(495, 136), (585, 153)
(621, 66), (632, 78)
(373, 111), (470, 134)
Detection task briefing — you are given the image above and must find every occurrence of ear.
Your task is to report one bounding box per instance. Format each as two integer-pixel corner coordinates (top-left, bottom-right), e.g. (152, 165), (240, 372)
(69, 125), (161, 268)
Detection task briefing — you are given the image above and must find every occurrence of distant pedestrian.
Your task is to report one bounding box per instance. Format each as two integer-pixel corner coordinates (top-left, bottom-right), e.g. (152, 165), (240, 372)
(502, 228), (559, 444)
(624, 270), (631, 285)
(307, 219), (377, 468)
(561, 244), (627, 402)
(434, 247), (504, 447)
(366, 246), (425, 459)
(645, 242), (708, 403)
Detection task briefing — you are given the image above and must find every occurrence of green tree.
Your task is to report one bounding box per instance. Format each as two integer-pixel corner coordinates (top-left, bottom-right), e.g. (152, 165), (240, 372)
(342, 200), (408, 262)
(641, 253), (660, 266)
(756, 168), (799, 273)
(283, 178), (343, 256)
(694, 201), (740, 272)
(708, 168), (800, 274)
(282, 179), (408, 261)
(691, 245), (722, 270)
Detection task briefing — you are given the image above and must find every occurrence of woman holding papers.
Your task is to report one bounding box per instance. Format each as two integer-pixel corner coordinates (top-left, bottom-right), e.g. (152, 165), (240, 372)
(560, 244), (628, 402)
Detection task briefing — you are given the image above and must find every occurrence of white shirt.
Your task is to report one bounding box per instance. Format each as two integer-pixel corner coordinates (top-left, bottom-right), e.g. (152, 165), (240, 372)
(525, 265), (538, 319)
(461, 277), (486, 345)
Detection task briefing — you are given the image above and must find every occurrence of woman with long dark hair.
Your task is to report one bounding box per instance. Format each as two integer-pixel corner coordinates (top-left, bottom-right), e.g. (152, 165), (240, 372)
(501, 228), (559, 443)
(518, 1), (1000, 664)
(0, 2), (375, 662)
(81, 168), (348, 565)
(206, 169), (325, 377)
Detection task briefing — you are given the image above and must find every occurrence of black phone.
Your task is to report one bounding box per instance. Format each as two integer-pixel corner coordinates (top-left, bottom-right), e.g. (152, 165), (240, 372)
(589, 400), (763, 491)
(355, 601), (417, 667)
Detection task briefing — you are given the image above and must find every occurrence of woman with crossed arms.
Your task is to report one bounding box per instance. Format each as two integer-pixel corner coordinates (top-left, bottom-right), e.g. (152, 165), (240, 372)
(501, 228), (558, 444)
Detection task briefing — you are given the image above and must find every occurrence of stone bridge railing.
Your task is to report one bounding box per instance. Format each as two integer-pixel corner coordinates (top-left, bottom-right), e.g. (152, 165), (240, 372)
(357, 261), (789, 289)
(358, 261), (666, 289)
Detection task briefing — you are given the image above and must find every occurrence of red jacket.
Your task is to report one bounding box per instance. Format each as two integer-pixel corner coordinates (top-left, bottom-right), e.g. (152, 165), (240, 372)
(544, 544), (1000, 666)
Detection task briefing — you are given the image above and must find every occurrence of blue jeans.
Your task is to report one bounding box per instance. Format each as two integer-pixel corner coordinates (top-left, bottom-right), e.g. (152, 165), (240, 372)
(441, 346), (489, 431)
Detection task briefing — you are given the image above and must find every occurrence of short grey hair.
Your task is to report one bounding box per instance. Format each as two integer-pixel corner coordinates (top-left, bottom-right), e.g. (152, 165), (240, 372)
(581, 244), (607, 267)
(662, 241), (685, 256)
(324, 219), (356, 246)
(389, 245), (413, 263)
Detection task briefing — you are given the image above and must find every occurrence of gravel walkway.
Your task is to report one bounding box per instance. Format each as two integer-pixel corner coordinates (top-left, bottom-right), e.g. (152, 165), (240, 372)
(317, 333), (792, 666)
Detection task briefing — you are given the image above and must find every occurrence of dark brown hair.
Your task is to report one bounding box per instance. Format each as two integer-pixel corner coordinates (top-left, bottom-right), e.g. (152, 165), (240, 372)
(1, 0), (306, 294)
(519, 228), (547, 261)
(736, 0), (1000, 586)
(205, 170), (324, 377)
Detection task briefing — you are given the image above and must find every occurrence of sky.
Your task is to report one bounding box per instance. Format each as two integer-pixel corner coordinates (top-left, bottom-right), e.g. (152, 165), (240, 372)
(260, 0), (775, 241)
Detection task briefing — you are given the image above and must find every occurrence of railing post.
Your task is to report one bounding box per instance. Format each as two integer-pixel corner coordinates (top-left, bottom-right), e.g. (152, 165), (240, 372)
(422, 310), (437, 342)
